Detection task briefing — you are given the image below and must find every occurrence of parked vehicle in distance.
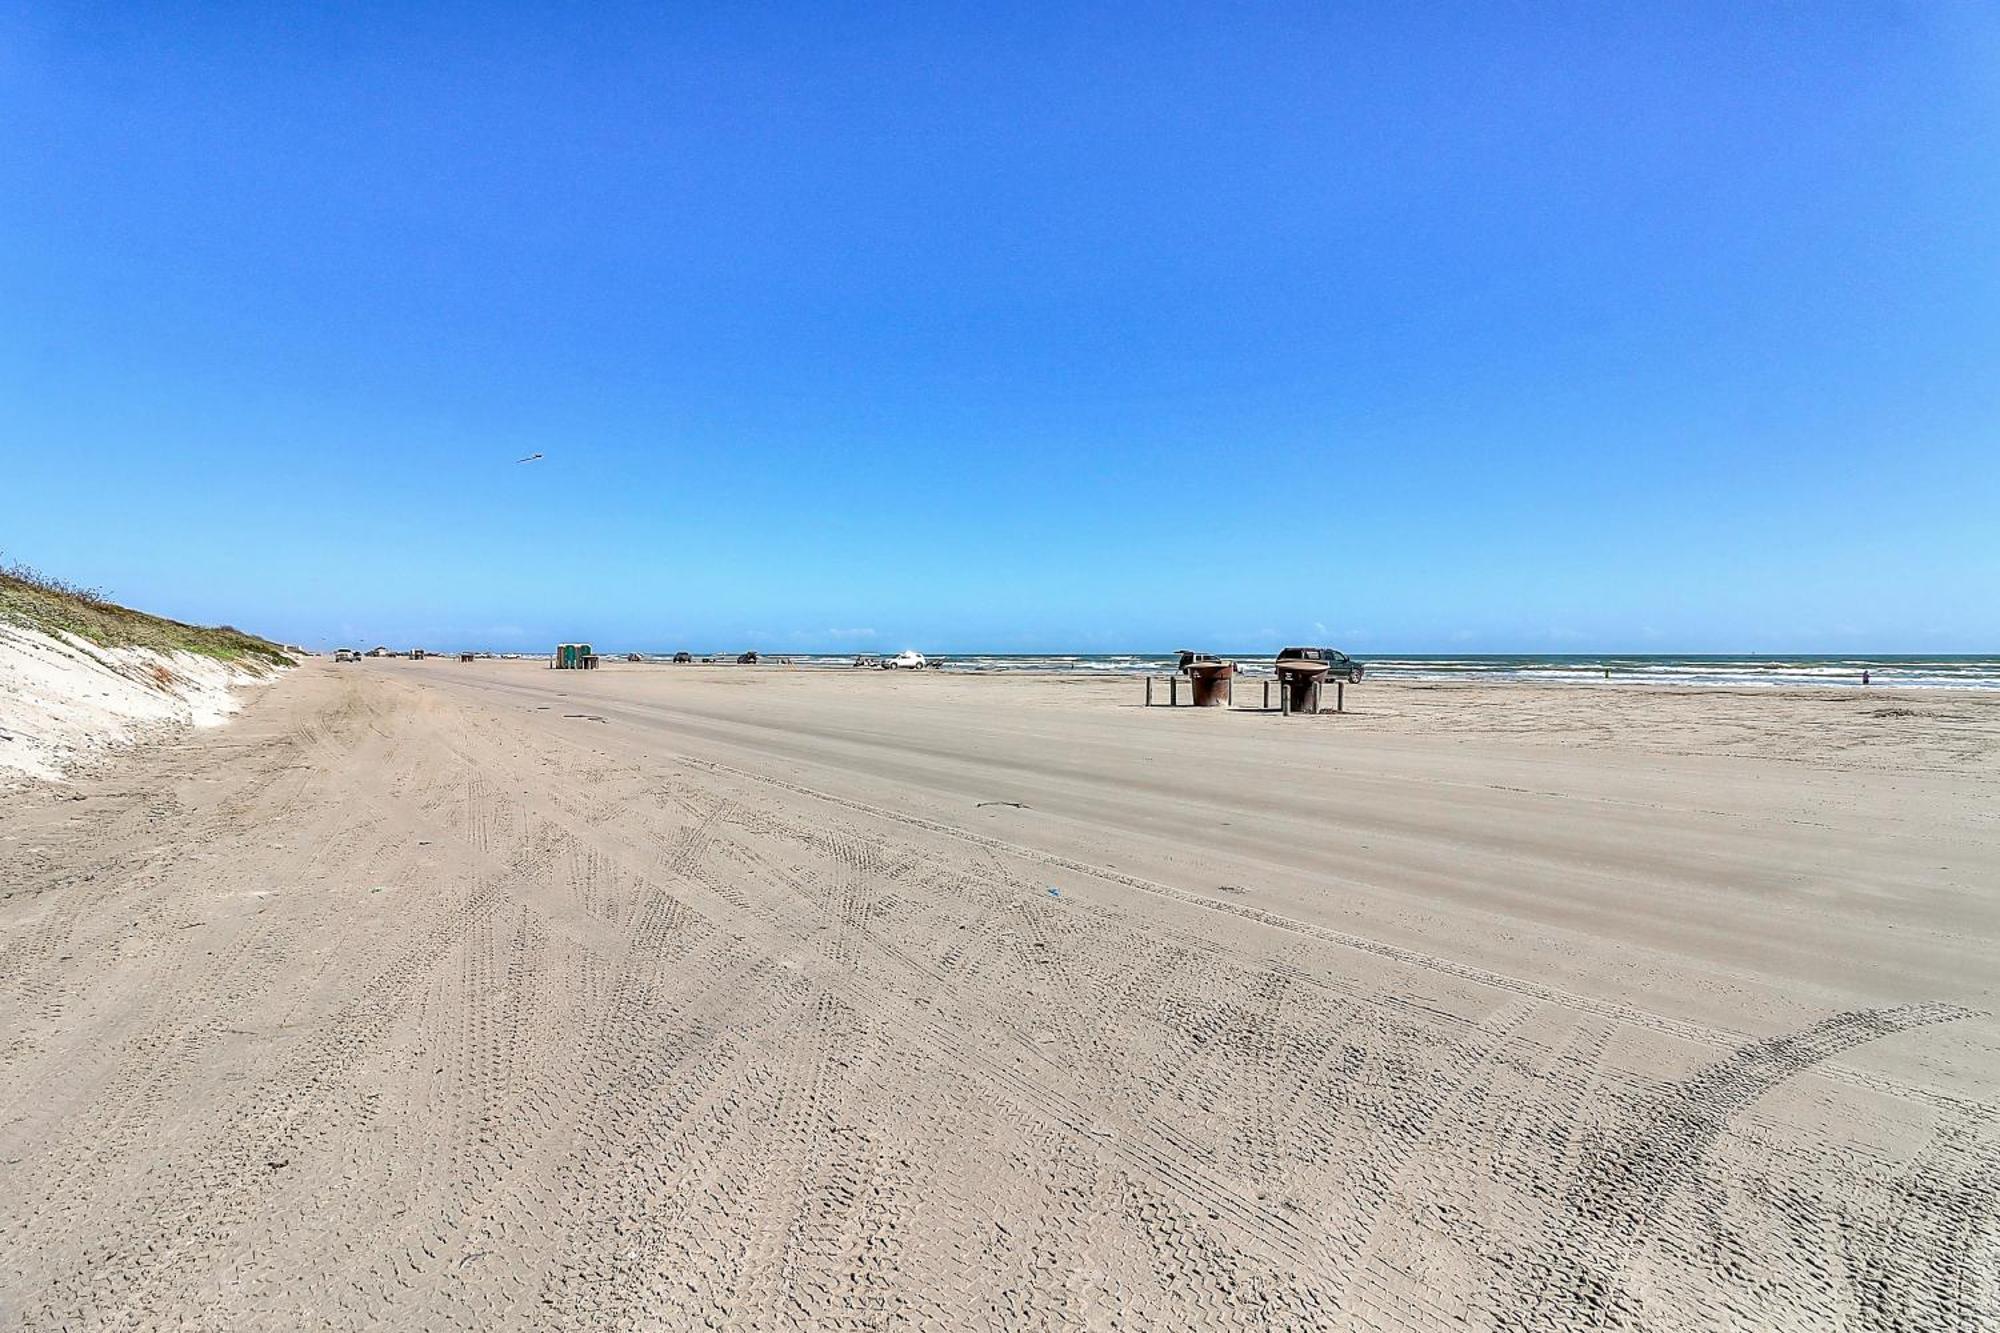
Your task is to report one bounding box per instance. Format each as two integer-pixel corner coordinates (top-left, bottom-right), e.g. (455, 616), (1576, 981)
(1275, 646), (1364, 683)
(853, 655), (881, 668)
(626, 653), (642, 662)
(334, 649), (359, 663)
(672, 651), (693, 663)
(737, 651), (760, 664)
(885, 650), (927, 670)
(1175, 649), (1220, 673)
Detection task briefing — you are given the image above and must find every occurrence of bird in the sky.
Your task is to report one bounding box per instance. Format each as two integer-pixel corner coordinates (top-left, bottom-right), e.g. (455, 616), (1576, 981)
(516, 453), (544, 464)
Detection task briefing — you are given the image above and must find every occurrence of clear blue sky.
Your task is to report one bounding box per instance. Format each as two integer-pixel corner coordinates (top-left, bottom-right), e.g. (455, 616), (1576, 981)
(4, 3), (1996, 653)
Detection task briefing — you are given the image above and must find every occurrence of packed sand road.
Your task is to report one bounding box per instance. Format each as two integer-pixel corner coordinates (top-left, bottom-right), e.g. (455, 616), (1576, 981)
(2, 661), (1995, 1330)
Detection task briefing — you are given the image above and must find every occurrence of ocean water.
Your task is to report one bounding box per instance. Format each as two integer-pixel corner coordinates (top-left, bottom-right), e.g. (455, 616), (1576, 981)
(665, 653), (2000, 689)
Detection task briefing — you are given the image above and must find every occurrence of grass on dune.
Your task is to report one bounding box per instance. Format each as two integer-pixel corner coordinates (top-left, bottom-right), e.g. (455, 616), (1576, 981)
(0, 560), (294, 671)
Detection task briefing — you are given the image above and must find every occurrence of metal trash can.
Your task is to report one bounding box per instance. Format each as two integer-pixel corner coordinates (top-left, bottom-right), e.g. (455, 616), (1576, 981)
(1187, 659), (1235, 707)
(1274, 659), (1329, 715)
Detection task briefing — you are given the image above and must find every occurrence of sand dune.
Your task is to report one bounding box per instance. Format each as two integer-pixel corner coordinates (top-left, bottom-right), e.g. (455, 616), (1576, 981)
(2, 660), (1993, 1329)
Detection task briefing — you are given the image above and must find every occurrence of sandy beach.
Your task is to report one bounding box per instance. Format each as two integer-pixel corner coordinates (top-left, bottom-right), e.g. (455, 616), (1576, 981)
(2, 659), (1995, 1330)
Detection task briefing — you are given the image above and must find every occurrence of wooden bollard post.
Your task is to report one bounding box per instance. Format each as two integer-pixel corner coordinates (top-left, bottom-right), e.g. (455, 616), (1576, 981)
(1337, 680), (1344, 713)
(1170, 676), (1180, 706)
(1145, 676), (1153, 707)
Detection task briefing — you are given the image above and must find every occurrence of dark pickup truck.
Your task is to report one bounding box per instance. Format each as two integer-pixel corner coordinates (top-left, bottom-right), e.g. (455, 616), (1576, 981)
(1276, 646), (1364, 683)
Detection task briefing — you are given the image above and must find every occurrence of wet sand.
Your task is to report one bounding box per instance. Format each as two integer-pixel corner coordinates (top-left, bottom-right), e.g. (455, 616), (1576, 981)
(2, 659), (1994, 1329)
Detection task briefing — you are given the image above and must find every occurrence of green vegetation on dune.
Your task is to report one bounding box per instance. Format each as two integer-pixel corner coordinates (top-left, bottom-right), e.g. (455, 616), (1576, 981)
(0, 562), (294, 671)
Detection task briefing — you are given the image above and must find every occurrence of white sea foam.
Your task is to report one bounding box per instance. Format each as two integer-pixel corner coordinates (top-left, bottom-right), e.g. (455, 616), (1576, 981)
(618, 652), (2000, 688)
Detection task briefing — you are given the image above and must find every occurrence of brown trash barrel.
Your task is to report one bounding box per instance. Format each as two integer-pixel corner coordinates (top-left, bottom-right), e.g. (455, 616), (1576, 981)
(1275, 661), (1329, 715)
(1187, 660), (1235, 707)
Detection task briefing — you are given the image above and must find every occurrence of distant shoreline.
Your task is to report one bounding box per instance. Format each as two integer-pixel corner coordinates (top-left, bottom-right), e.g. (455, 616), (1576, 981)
(519, 652), (2000, 691)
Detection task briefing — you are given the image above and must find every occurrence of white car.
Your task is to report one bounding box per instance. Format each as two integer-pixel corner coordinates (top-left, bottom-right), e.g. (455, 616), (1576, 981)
(885, 650), (927, 670)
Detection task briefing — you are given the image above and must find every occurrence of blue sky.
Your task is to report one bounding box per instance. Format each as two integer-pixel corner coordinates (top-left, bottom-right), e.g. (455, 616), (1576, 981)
(4, 3), (1996, 653)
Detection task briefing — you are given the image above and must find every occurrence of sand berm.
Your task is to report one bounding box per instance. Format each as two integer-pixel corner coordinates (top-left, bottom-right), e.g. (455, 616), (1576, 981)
(0, 566), (292, 784)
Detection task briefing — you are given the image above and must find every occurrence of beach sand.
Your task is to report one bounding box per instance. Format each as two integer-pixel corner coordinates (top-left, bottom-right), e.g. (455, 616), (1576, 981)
(2, 659), (1994, 1329)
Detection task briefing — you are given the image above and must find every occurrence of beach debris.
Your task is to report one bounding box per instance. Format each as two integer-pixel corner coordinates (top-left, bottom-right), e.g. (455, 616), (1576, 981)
(515, 452), (544, 463)
(563, 714), (608, 723)
(1046, 887), (1061, 898)
(977, 800), (1029, 810)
